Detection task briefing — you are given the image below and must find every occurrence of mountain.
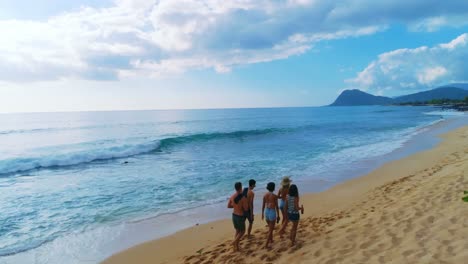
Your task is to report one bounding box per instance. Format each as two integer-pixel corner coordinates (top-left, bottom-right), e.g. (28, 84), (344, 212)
(330, 89), (393, 106)
(393, 87), (468, 103)
(330, 86), (468, 106)
(441, 83), (468, 90)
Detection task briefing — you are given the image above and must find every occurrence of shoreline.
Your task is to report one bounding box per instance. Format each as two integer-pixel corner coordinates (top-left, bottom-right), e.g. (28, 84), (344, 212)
(103, 122), (468, 264)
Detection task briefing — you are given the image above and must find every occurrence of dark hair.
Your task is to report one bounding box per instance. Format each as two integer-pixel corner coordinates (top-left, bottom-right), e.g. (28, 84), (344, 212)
(234, 182), (242, 191)
(266, 182), (275, 192)
(288, 184), (299, 197)
(249, 179), (256, 187)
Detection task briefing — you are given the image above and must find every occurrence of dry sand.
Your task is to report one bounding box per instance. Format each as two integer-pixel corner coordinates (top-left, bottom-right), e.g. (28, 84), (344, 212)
(103, 126), (468, 264)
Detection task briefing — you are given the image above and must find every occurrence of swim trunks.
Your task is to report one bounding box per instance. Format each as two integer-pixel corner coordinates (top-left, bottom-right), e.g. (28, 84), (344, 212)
(232, 213), (246, 231)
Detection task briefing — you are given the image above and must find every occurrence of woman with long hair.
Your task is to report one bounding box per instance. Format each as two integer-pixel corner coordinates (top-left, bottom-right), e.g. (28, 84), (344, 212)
(283, 184), (304, 246)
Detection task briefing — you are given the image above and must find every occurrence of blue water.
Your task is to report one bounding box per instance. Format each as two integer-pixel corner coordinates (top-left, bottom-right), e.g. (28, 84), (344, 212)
(0, 106), (460, 263)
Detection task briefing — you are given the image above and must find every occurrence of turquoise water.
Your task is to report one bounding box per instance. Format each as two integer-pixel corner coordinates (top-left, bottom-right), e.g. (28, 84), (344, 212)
(0, 106), (459, 263)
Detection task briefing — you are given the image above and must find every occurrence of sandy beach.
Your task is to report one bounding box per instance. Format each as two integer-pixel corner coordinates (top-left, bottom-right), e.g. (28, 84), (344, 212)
(103, 125), (468, 264)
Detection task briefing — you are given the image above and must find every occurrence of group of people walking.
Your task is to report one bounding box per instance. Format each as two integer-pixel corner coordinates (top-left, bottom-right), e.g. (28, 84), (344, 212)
(227, 176), (304, 251)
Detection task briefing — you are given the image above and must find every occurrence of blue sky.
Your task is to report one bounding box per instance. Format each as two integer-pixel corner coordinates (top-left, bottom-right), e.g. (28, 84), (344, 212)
(0, 0), (467, 113)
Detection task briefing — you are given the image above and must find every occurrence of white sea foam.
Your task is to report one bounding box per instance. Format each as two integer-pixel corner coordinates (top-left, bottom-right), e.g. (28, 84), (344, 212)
(307, 120), (442, 181)
(423, 110), (465, 116)
(0, 141), (161, 175)
(0, 223), (127, 264)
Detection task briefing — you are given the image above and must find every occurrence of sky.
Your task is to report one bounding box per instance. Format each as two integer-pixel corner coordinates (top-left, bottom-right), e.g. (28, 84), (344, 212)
(0, 0), (468, 113)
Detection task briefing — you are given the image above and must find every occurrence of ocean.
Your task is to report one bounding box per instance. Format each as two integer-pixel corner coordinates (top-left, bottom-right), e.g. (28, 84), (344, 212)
(0, 106), (465, 263)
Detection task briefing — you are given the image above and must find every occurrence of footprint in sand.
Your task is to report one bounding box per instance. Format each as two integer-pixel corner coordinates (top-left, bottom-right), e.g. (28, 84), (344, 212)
(314, 249), (321, 257)
(324, 258), (341, 264)
(277, 247), (287, 253)
(391, 236), (402, 246)
(415, 250), (428, 258)
(402, 249), (415, 257)
(359, 240), (373, 250)
(426, 215), (435, 224)
(338, 247), (355, 255)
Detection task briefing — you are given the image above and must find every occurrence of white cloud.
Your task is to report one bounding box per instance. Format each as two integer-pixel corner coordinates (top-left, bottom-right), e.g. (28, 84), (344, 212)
(409, 17), (447, 32)
(347, 33), (468, 94)
(1, 0), (468, 82)
(439, 33), (467, 50)
(409, 15), (468, 32)
(416, 66), (448, 85)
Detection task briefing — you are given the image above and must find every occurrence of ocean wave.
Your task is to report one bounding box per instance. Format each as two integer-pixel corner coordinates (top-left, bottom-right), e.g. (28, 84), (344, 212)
(0, 123), (142, 135)
(423, 111), (465, 116)
(0, 126), (115, 136)
(0, 127), (57, 135)
(0, 117), (260, 136)
(372, 110), (396, 113)
(157, 127), (283, 149)
(0, 128), (284, 175)
(0, 142), (161, 176)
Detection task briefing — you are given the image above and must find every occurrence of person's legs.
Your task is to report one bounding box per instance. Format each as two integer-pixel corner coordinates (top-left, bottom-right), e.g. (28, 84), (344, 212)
(280, 200), (287, 225)
(233, 226), (246, 251)
(236, 229), (245, 250)
(290, 221), (299, 246)
(232, 214), (246, 251)
(281, 208), (287, 225)
(247, 215), (253, 237)
(269, 221), (275, 243)
(232, 214), (237, 245)
(264, 220), (270, 248)
(279, 217), (288, 237)
(265, 220), (275, 248)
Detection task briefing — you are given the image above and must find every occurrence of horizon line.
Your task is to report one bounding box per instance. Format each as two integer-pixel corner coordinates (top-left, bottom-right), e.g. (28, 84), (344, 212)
(0, 104), (329, 115)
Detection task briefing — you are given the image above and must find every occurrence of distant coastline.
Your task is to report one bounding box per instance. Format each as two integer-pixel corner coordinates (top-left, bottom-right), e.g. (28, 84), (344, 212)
(393, 99), (468, 112)
(330, 84), (468, 111)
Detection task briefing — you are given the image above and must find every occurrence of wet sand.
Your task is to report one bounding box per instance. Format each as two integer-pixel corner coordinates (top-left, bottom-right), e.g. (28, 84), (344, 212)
(103, 125), (468, 264)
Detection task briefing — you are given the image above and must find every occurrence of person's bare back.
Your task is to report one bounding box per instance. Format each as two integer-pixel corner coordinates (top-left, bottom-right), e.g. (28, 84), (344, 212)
(229, 192), (248, 216)
(278, 187), (288, 201)
(263, 192), (277, 209)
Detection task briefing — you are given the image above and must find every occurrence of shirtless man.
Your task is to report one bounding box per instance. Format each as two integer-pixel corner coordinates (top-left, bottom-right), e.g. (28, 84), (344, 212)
(246, 179), (256, 237)
(227, 182), (249, 251)
(262, 182), (280, 248)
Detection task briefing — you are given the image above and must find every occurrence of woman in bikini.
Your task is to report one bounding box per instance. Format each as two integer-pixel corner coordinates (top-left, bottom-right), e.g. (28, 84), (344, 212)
(278, 176), (291, 236)
(262, 182), (280, 249)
